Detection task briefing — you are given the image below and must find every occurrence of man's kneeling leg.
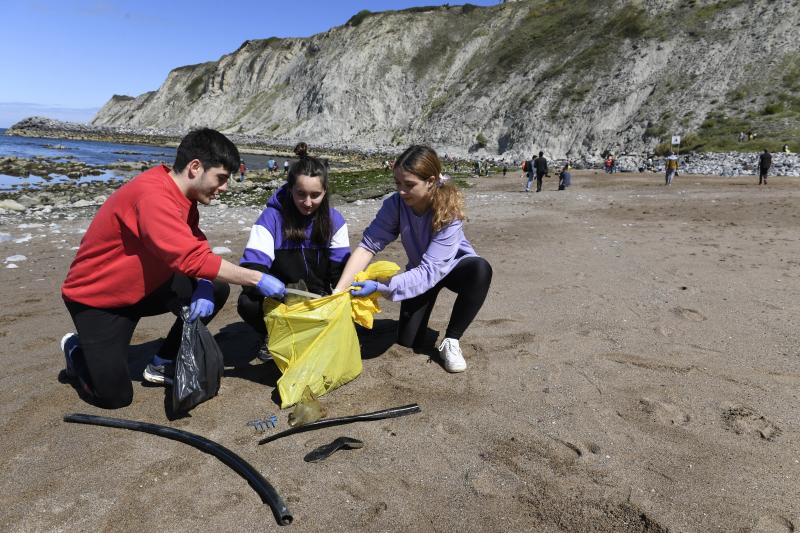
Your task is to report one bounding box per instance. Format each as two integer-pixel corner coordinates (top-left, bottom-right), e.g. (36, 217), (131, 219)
(66, 301), (137, 408)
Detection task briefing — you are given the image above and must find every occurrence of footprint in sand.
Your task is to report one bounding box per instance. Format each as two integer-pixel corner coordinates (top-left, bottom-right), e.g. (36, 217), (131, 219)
(603, 353), (695, 374)
(721, 403), (782, 441)
(505, 331), (536, 344)
(542, 437), (603, 465)
(639, 398), (691, 426)
(477, 318), (516, 326)
(752, 515), (795, 533)
(672, 306), (706, 322)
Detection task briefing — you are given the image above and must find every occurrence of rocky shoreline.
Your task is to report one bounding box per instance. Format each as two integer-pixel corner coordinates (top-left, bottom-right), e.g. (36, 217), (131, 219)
(2, 117), (797, 220)
(8, 117), (799, 175)
(0, 169), (391, 221)
(5, 116), (397, 162)
(606, 151), (800, 177)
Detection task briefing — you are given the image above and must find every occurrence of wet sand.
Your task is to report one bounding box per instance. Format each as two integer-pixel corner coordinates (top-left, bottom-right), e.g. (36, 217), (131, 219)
(1, 169), (798, 531)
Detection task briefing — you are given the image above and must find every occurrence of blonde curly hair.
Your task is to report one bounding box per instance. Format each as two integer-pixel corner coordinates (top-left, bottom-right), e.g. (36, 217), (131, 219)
(393, 145), (465, 232)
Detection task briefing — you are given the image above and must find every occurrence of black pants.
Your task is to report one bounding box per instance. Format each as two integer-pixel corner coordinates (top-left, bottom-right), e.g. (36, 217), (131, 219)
(535, 172), (544, 192)
(397, 256), (492, 348)
(237, 288), (267, 337)
(64, 275), (229, 408)
(759, 169), (768, 184)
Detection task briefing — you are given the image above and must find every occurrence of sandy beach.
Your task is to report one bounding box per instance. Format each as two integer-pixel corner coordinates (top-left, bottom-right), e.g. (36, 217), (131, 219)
(1, 169), (798, 532)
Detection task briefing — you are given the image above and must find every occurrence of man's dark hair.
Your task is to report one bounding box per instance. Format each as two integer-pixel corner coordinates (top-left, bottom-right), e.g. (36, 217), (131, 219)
(539, 151), (544, 157)
(173, 128), (240, 173)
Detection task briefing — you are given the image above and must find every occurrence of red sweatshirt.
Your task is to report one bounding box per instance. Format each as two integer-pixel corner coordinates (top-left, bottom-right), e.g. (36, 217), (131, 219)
(62, 165), (222, 308)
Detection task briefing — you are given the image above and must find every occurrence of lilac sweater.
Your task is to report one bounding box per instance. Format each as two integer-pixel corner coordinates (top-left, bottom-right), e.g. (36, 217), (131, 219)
(359, 193), (477, 301)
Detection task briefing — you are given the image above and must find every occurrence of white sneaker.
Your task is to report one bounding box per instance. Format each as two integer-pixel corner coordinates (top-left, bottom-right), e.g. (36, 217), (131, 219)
(60, 332), (80, 379)
(437, 338), (466, 373)
(143, 355), (174, 385)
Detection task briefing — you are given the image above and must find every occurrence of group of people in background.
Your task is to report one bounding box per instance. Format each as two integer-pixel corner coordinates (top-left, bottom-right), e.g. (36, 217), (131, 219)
(237, 157), (293, 182)
(664, 148), (776, 186)
(513, 147), (784, 189)
(59, 129), (492, 409)
(522, 151), (548, 192)
(520, 151), (572, 192)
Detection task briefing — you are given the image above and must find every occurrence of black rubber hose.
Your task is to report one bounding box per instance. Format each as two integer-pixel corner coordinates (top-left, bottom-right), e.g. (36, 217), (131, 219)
(64, 413), (292, 526)
(259, 403), (421, 445)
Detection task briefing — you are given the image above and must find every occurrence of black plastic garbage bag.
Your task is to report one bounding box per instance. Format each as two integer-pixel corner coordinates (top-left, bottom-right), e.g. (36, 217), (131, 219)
(172, 307), (224, 413)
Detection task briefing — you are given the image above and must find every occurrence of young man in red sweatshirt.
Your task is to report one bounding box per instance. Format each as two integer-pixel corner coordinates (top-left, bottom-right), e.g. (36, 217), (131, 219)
(60, 128), (286, 408)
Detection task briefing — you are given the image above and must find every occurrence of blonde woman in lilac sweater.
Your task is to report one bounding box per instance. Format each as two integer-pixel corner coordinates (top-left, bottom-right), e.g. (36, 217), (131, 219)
(334, 145), (492, 372)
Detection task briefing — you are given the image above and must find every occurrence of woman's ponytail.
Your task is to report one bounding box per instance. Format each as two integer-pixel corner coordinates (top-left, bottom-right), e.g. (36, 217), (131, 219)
(431, 180), (465, 232)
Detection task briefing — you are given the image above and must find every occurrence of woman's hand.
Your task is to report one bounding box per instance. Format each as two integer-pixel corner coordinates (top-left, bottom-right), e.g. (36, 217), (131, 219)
(350, 280), (379, 297)
(333, 247), (376, 293)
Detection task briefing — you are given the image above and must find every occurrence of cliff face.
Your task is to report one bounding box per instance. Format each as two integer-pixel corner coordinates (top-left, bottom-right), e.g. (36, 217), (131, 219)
(92, 0), (800, 159)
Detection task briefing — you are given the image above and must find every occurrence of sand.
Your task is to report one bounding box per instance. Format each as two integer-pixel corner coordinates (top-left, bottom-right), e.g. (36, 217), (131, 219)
(0, 169), (798, 532)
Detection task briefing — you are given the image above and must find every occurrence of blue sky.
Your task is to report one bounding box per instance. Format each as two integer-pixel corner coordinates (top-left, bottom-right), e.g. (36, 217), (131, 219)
(0, 0), (498, 126)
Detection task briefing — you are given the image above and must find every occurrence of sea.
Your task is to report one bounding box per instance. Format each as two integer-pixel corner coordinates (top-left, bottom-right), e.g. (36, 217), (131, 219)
(0, 128), (294, 192)
(0, 128), (177, 191)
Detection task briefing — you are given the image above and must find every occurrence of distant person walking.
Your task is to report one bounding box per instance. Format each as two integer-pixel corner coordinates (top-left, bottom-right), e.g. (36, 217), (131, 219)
(534, 151), (548, 192)
(558, 161), (572, 190)
(283, 160), (289, 174)
(239, 161), (246, 182)
(758, 149), (772, 185)
(665, 151), (678, 185)
(523, 156), (535, 192)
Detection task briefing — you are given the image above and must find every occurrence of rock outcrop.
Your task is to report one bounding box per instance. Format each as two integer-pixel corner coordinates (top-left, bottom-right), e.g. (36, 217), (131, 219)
(84, 1), (799, 160)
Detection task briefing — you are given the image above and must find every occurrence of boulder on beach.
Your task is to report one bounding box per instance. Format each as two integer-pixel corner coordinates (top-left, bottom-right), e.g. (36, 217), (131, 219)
(0, 199), (27, 212)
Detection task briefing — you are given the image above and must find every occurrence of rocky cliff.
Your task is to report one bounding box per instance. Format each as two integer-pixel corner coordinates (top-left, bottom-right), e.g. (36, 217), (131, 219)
(92, 0), (800, 159)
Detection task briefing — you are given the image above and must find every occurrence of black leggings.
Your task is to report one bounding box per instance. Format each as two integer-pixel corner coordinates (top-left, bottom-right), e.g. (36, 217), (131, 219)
(64, 275), (229, 409)
(397, 256), (492, 348)
(237, 288), (267, 337)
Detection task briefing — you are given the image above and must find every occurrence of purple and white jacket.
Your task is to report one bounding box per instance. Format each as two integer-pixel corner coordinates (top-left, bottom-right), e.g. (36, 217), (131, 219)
(240, 186), (350, 295)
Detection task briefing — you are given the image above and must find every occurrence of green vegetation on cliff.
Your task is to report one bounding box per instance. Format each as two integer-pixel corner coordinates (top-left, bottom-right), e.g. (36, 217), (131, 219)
(662, 52), (800, 153)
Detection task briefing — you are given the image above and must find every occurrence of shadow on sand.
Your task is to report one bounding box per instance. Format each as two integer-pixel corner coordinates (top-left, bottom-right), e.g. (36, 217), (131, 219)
(59, 318), (433, 415)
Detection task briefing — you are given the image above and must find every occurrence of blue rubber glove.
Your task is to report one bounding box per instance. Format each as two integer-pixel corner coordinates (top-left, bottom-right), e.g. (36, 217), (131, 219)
(256, 273), (286, 298)
(188, 279), (215, 322)
(350, 280), (379, 297)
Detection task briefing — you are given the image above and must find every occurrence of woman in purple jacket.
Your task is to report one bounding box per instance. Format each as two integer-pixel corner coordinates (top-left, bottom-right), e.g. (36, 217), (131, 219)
(334, 145), (492, 373)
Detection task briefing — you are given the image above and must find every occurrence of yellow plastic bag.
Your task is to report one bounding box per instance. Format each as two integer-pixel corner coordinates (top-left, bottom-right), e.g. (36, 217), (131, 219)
(263, 261), (401, 408)
(351, 261), (401, 329)
(266, 292), (362, 408)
